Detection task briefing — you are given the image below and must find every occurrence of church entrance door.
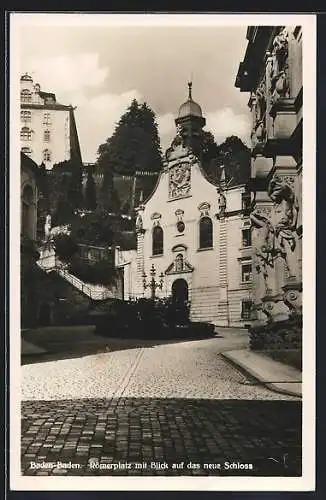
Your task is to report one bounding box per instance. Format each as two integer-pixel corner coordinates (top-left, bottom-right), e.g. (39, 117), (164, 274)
(172, 279), (188, 305)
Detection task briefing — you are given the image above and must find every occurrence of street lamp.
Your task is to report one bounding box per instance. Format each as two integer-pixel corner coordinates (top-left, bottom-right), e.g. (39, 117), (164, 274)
(142, 264), (164, 300)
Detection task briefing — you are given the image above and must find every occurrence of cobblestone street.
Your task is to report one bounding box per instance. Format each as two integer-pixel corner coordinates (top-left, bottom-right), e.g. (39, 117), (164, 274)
(21, 329), (302, 476)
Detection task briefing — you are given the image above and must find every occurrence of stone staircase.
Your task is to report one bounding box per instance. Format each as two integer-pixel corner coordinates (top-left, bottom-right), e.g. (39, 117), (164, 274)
(37, 248), (115, 302)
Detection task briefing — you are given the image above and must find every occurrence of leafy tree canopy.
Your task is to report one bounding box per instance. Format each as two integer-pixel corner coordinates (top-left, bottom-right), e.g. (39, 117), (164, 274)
(198, 134), (251, 187)
(97, 99), (163, 178)
(39, 159), (83, 227)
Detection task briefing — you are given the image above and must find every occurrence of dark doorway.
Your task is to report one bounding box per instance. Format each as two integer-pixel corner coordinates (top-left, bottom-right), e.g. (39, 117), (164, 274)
(39, 302), (51, 326)
(172, 279), (189, 305)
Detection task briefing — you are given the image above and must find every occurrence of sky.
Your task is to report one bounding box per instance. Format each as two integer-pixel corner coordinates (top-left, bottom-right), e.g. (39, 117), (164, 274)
(18, 18), (252, 163)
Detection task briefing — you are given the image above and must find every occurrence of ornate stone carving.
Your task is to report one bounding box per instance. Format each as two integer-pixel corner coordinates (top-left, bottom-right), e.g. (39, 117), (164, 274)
(168, 162), (191, 199)
(251, 79), (267, 148)
(166, 128), (191, 161)
(262, 295), (291, 323)
(267, 174), (299, 278)
(250, 209), (276, 301)
(255, 79), (267, 122)
(175, 209), (184, 221)
(150, 212), (162, 221)
(255, 206), (272, 219)
(283, 284), (302, 316)
(216, 187), (226, 217)
(270, 28), (290, 105)
(198, 202), (211, 217)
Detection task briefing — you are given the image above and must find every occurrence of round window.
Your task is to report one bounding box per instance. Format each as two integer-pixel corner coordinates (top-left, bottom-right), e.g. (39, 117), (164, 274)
(177, 221), (185, 233)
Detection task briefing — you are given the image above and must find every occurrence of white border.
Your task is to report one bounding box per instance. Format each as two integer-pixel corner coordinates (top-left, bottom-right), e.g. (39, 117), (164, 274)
(10, 12), (316, 492)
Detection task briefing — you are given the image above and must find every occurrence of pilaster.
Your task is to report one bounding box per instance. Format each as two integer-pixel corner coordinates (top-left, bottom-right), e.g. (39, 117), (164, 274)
(218, 217), (229, 326)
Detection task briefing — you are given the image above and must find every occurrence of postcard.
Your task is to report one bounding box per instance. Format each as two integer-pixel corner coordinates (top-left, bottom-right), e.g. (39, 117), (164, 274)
(10, 12), (316, 492)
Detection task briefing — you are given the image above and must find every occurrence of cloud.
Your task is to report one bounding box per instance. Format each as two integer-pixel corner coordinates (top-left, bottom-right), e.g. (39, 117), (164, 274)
(74, 89), (143, 162)
(157, 107), (252, 154)
(157, 112), (175, 151)
(27, 53), (109, 95)
(206, 107), (251, 147)
(23, 52), (251, 163)
(25, 53), (144, 162)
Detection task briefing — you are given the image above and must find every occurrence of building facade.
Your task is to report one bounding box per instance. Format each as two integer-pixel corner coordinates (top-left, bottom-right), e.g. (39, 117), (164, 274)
(126, 85), (252, 327)
(20, 73), (82, 170)
(235, 26), (302, 348)
(21, 152), (42, 327)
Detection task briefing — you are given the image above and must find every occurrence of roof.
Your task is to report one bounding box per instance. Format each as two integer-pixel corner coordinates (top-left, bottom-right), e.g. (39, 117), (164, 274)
(178, 82), (203, 118)
(235, 26), (276, 91)
(21, 152), (40, 176)
(178, 100), (202, 118)
(39, 91), (56, 102)
(20, 73), (33, 82)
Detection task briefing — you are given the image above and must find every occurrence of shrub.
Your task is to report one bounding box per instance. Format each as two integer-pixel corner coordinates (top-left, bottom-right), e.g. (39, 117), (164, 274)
(129, 297), (190, 328)
(53, 233), (78, 263)
(68, 256), (118, 286)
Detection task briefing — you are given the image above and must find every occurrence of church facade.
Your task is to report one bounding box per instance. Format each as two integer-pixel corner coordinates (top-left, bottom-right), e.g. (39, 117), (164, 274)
(126, 84), (253, 327)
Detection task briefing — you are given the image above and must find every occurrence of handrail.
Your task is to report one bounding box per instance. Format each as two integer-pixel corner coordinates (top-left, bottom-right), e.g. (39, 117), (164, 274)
(37, 246), (114, 301)
(58, 268), (113, 301)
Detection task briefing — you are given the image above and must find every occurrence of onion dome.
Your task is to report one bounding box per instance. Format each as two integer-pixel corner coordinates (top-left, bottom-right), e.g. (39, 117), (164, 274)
(178, 82), (203, 118)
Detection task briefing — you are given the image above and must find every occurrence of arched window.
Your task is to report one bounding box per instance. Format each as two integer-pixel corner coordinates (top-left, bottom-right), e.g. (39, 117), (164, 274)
(20, 110), (31, 122)
(20, 89), (32, 103)
(44, 130), (50, 142)
(152, 225), (163, 256)
(20, 127), (32, 141)
(199, 216), (213, 249)
(43, 149), (51, 162)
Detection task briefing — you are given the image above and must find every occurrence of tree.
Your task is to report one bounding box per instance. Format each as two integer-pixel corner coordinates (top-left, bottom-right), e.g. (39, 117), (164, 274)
(96, 148), (121, 213)
(191, 130), (220, 176)
(85, 169), (97, 211)
(48, 159), (83, 225)
(214, 136), (251, 186)
(97, 99), (163, 203)
(194, 134), (251, 187)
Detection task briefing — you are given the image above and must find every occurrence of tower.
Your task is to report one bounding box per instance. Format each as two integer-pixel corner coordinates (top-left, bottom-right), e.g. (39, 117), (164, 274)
(175, 82), (206, 151)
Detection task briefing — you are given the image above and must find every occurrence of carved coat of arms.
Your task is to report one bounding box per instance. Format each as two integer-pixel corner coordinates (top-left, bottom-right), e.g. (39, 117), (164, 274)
(168, 162), (191, 199)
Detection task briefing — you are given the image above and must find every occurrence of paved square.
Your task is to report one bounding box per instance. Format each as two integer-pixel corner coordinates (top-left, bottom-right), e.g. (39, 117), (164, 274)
(21, 399), (301, 476)
(21, 330), (302, 477)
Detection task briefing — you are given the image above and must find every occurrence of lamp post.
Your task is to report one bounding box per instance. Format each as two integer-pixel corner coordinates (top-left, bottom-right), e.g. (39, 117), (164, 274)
(142, 264), (164, 300)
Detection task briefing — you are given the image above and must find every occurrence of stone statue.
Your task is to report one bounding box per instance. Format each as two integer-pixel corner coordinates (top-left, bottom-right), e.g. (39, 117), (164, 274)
(273, 28), (288, 70)
(270, 28), (289, 103)
(175, 254), (184, 273)
(252, 81), (267, 146)
(135, 212), (143, 233)
(250, 209), (275, 298)
(268, 175), (299, 278)
(255, 81), (267, 122)
(216, 187), (226, 217)
(44, 214), (52, 240)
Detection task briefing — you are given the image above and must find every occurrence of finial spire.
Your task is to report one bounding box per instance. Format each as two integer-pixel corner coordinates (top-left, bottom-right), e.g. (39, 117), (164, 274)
(187, 81), (192, 100)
